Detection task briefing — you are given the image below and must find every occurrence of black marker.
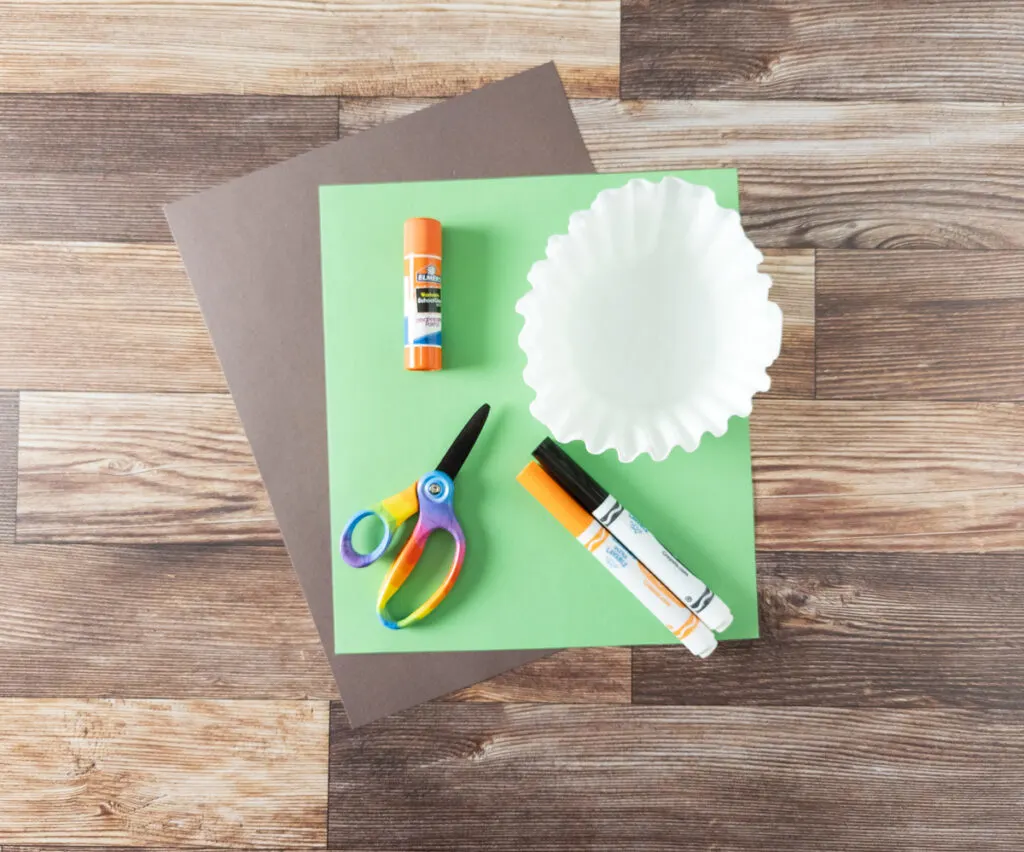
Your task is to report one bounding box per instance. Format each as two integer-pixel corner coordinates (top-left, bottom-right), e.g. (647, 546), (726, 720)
(532, 438), (733, 633)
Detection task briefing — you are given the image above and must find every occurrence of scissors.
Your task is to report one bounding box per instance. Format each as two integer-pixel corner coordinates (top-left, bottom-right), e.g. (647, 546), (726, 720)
(340, 403), (490, 629)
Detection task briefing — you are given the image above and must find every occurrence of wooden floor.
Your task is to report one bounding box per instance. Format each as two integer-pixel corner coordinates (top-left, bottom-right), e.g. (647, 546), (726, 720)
(1, 1), (1023, 848)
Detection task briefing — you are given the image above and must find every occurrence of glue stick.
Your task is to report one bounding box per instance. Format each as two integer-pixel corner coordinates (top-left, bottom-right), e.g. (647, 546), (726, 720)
(404, 217), (443, 371)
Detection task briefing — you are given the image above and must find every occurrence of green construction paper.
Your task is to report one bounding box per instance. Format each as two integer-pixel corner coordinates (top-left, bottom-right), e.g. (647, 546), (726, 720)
(320, 169), (760, 654)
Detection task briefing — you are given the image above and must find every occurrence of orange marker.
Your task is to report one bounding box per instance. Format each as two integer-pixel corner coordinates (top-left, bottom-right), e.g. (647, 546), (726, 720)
(516, 462), (716, 658)
(404, 217), (443, 371)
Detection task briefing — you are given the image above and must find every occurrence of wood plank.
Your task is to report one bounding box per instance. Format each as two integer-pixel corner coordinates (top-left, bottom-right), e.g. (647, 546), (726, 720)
(0, 393), (16, 541)
(0, 543), (336, 699)
(761, 249), (813, 398)
(21, 395), (1020, 551)
(0, 243), (224, 393)
(817, 251), (1024, 401)
(634, 552), (1024, 708)
(329, 703), (1024, 851)
(0, 698), (328, 845)
(572, 99), (1024, 248)
(449, 649), (629, 704)
(0, 241), (815, 397)
(8, 96), (1024, 250)
(621, 0), (1024, 101)
(0, 95), (338, 242)
(17, 392), (279, 544)
(752, 399), (1024, 552)
(0, 2), (617, 97)
(16, 96), (1022, 250)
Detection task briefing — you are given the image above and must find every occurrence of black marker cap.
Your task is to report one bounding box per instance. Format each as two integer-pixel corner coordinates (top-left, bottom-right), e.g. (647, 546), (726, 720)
(531, 438), (608, 515)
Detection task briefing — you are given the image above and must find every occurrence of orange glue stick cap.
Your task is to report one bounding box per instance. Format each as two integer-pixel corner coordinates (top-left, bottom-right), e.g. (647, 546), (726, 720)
(516, 461), (593, 538)
(404, 217), (442, 256)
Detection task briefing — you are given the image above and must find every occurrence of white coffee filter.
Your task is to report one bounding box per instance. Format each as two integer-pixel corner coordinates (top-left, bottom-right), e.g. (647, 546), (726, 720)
(517, 177), (782, 462)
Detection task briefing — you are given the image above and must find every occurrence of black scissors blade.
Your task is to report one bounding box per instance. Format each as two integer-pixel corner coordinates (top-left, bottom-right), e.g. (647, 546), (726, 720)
(436, 403), (490, 481)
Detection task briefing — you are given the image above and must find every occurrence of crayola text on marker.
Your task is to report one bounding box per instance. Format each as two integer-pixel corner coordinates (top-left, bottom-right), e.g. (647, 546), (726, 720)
(404, 217), (443, 371)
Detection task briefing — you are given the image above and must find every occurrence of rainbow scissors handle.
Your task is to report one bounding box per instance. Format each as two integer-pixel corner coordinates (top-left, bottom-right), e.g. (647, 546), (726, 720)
(339, 403), (488, 630)
(340, 482), (419, 569)
(340, 471), (466, 630)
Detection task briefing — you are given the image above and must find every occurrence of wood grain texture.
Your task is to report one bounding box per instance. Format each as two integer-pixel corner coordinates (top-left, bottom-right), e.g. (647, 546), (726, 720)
(0, 541), (629, 704)
(350, 97), (1024, 249)
(339, 97), (440, 135)
(0, 393), (16, 542)
(817, 250), (1024, 401)
(17, 393), (278, 544)
(0, 243), (223, 393)
(761, 249), (813, 398)
(0, 699), (328, 845)
(21, 395), (1019, 551)
(0, 544), (336, 699)
(449, 648), (629, 704)
(572, 99), (1024, 248)
(14, 96), (1021, 249)
(752, 400), (1024, 552)
(330, 703), (1024, 851)
(621, 0), (1024, 101)
(634, 552), (1024, 708)
(0, 241), (814, 397)
(0, 95), (338, 242)
(0, 2), (617, 97)
(0, 241), (813, 399)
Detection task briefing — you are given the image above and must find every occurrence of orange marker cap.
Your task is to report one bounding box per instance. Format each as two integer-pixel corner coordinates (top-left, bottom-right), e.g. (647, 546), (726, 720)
(404, 217), (442, 256)
(516, 461), (593, 538)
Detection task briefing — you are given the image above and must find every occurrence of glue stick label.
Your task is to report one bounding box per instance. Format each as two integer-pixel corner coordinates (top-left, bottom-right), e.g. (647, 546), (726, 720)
(404, 254), (442, 348)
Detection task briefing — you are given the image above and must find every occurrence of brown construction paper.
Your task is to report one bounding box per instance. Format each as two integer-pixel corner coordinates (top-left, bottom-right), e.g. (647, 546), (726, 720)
(165, 64), (594, 727)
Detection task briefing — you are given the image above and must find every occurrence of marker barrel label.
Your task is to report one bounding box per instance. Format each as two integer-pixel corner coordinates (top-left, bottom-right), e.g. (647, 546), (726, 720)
(594, 495), (733, 633)
(577, 520), (716, 658)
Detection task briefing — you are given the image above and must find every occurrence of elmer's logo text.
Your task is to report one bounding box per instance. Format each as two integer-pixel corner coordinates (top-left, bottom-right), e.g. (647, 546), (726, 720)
(416, 264), (441, 284)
